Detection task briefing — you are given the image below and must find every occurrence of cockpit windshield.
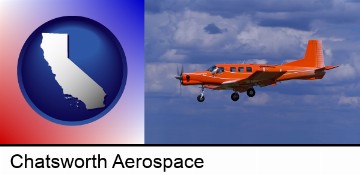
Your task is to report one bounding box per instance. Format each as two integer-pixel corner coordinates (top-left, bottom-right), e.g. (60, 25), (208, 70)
(207, 65), (217, 72)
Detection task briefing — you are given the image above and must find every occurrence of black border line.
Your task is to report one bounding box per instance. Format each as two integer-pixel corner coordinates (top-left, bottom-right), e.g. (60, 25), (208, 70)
(1, 144), (360, 147)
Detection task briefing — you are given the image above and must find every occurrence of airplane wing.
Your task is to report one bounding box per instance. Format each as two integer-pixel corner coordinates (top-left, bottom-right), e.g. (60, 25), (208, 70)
(247, 71), (286, 81)
(222, 79), (246, 85)
(221, 71), (286, 87)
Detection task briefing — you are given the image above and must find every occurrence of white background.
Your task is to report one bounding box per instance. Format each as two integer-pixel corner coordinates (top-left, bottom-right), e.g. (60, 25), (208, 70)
(0, 147), (359, 174)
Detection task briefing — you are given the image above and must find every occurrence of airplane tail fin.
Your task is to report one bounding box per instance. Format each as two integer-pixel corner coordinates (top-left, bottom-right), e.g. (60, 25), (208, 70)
(283, 40), (325, 68)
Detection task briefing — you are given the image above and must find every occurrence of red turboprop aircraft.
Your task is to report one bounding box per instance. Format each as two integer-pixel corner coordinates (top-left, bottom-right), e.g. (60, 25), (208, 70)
(175, 40), (338, 102)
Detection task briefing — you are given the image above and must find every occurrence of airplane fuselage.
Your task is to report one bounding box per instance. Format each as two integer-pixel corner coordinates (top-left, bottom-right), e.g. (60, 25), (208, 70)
(180, 64), (325, 91)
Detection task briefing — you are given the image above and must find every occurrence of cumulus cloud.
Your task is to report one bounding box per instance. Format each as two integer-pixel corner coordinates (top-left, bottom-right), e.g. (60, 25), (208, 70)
(171, 10), (248, 48)
(246, 59), (268, 64)
(145, 9), (327, 64)
(237, 25), (313, 57)
(160, 49), (186, 62)
(145, 1), (358, 95)
(145, 2), (357, 96)
(145, 63), (178, 92)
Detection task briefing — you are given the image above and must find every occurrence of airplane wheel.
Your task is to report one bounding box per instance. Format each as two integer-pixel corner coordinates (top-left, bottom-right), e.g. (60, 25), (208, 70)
(247, 88), (255, 97)
(197, 95), (205, 102)
(231, 93), (239, 101)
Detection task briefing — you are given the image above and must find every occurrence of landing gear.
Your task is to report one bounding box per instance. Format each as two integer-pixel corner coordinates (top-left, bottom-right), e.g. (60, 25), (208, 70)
(247, 88), (256, 97)
(231, 92), (239, 101)
(197, 95), (205, 102)
(197, 85), (205, 102)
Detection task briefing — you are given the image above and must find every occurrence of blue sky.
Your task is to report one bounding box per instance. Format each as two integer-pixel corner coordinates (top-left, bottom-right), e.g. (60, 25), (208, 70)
(145, 0), (360, 144)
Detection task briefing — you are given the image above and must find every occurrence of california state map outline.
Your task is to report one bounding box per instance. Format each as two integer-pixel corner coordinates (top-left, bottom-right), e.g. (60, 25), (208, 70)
(40, 33), (106, 110)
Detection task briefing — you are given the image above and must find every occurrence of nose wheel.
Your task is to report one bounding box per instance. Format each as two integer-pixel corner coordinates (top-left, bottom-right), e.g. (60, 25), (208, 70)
(247, 88), (255, 97)
(231, 92), (240, 101)
(197, 85), (205, 102)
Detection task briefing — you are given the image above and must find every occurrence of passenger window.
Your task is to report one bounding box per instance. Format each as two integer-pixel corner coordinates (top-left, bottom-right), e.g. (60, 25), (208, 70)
(238, 67), (244, 72)
(217, 67), (224, 74)
(230, 67), (236, 72)
(246, 67), (252, 72)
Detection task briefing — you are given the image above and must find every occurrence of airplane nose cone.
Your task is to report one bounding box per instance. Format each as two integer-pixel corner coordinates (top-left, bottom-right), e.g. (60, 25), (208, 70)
(175, 74), (184, 85)
(175, 76), (182, 80)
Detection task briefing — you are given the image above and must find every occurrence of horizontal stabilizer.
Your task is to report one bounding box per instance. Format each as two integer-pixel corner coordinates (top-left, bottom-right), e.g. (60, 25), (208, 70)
(324, 65), (339, 70)
(315, 65), (339, 72)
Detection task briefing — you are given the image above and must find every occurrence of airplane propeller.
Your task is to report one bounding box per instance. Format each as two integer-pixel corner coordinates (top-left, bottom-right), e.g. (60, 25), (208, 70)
(175, 65), (184, 95)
